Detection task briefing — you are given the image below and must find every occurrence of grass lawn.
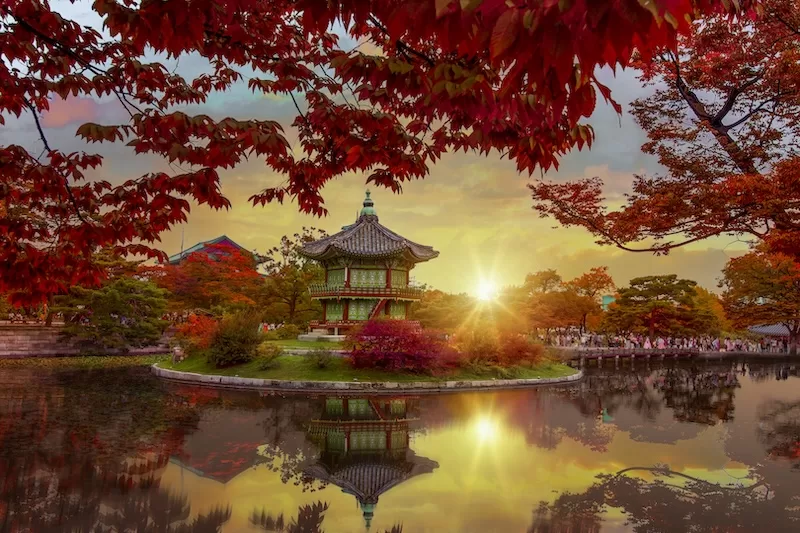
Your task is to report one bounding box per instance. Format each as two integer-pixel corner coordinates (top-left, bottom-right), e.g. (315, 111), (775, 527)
(161, 355), (577, 383)
(263, 339), (344, 350)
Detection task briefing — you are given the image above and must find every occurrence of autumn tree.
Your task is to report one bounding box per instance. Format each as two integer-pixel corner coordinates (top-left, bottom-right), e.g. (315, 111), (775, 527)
(144, 244), (265, 313)
(603, 275), (716, 338)
(566, 266), (615, 333)
(262, 228), (326, 324)
(721, 249), (800, 354)
(0, 0), (754, 305)
(531, 0), (800, 252)
(693, 285), (731, 333)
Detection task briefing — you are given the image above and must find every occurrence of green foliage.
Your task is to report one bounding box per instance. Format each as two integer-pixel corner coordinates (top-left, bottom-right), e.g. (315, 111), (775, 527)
(602, 275), (716, 337)
(261, 228), (326, 325)
(54, 277), (168, 353)
(308, 349), (334, 369)
(276, 324), (302, 339)
(256, 342), (283, 370)
(208, 313), (262, 367)
(410, 290), (477, 332)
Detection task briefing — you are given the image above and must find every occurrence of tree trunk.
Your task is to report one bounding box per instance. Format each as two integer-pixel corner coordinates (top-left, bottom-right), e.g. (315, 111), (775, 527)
(790, 331), (798, 356)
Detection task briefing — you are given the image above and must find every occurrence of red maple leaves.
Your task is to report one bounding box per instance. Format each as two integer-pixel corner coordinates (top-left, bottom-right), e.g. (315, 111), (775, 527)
(1, 0), (755, 304)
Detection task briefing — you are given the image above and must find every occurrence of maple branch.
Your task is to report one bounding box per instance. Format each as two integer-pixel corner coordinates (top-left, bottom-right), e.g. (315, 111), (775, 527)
(367, 15), (435, 67)
(769, 12), (800, 37)
(711, 71), (765, 125)
(23, 98), (88, 225)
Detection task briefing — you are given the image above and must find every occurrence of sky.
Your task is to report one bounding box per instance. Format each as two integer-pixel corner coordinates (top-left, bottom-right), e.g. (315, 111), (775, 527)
(1, 1), (748, 296)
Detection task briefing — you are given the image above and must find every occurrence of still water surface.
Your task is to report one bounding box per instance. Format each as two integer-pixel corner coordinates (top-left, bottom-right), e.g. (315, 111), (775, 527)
(1, 361), (799, 532)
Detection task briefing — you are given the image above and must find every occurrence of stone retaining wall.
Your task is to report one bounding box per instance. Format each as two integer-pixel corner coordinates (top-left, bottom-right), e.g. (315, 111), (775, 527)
(0, 326), (169, 358)
(150, 364), (583, 393)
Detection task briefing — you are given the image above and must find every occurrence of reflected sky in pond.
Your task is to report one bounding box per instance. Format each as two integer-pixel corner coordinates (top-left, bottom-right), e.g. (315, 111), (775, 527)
(1, 361), (799, 532)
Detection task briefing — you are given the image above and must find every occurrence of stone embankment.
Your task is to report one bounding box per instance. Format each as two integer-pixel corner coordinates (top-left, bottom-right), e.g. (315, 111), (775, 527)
(0, 325), (169, 358)
(151, 364), (584, 393)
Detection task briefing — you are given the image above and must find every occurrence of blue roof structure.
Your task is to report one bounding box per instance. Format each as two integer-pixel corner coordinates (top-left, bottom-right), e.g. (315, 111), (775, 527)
(748, 324), (791, 337)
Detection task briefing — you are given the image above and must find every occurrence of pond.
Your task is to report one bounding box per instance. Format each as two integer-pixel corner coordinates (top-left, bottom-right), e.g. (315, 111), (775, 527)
(1, 360), (798, 532)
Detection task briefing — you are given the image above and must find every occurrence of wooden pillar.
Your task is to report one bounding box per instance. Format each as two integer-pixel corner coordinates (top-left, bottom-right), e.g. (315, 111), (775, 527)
(385, 268), (391, 288)
(325, 268), (329, 284)
(345, 266), (351, 287)
(405, 301), (409, 319)
(343, 300), (349, 321)
(385, 429), (392, 450)
(345, 430), (350, 452)
(322, 300), (327, 321)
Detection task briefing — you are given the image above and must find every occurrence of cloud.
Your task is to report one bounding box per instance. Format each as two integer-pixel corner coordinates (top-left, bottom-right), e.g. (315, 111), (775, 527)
(41, 96), (102, 129)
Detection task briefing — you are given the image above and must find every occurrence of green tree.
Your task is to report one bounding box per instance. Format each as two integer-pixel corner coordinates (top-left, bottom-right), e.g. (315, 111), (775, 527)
(262, 228), (327, 325)
(722, 250), (800, 354)
(603, 275), (715, 338)
(54, 277), (168, 352)
(410, 289), (476, 332)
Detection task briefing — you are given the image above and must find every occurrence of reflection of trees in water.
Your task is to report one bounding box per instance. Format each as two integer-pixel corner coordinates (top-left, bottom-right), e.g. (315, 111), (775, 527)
(758, 400), (800, 469)
(251, 502), (402, 533)
(533, 465), (800, 532)
(578, 362), (741, 425)
(0, 368), (228, 532)
(2, 465), (231, 532)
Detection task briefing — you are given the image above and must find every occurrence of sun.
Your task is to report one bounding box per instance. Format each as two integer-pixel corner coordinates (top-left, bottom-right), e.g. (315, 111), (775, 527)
(476, 279), (497, 301)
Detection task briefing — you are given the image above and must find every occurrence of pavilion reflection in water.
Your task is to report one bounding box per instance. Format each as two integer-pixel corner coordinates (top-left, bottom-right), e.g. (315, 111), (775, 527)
(303, 396), (438, 529)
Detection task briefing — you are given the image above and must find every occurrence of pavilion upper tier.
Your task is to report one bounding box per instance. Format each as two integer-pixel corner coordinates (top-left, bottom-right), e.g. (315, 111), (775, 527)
(298, 191), (439, 265)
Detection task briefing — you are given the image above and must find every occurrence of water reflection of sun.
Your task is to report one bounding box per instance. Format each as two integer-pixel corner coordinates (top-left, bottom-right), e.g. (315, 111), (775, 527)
(474, 416), (500, 443)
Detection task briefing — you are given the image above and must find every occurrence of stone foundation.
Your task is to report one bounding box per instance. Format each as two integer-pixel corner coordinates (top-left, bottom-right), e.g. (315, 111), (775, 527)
(0, 326), (169, 358)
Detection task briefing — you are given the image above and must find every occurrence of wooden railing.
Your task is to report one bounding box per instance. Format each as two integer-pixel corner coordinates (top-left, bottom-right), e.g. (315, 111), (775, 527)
(308, 284), (424, 300)
(310, 320), (421, 329)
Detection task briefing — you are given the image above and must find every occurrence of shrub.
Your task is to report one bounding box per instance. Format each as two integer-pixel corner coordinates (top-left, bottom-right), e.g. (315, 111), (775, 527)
(261, 329), (280, 341)
(498, 335), (544, 366)
(308, 349), (334, 369)
(176, 314), (219, 354)
(454, 331), (543, 368)
(208, 313), (262, 367)
(347, 319), (453, 374)
(275, 324), (302, 340)
(256, 342), (282, 370)
(454, 330), (500, 366)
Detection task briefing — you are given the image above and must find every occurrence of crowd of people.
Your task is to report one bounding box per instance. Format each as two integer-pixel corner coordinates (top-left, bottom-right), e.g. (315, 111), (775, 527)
(546, 332), (794, 354)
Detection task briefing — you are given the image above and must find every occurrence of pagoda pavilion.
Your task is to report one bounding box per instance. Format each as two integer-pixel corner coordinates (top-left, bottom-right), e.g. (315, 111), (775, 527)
(299, 191), (438, 336)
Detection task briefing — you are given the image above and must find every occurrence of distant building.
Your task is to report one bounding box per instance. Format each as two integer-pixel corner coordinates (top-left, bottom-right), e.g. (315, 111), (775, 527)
(601, 294), (616, 311)
(167, 235), (254, 265)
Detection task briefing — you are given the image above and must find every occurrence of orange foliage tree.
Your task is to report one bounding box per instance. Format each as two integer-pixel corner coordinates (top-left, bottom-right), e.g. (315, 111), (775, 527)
(531, 0), (800, 252)
(566, 266), (615, 333)
(142, 244), (264, 313)
(722, 249), (800, 354)
(0, 0), (755, 305)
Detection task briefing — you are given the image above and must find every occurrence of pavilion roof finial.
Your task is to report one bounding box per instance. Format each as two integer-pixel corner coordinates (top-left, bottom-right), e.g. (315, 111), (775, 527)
(360, 189), (377, 218)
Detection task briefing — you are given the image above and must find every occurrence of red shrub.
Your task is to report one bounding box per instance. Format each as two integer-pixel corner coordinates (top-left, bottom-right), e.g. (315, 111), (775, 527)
(347, 319), (454, 374)
(176, 314), (219, 351)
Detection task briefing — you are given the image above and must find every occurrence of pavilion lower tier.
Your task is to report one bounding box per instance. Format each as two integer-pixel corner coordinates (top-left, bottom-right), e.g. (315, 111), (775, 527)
(320, 298), (411, 323)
